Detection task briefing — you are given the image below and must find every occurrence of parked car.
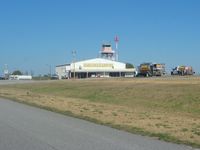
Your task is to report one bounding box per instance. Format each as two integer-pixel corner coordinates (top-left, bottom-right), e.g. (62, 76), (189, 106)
(51, 75), (59, 80)
(0, 76), (5, 80)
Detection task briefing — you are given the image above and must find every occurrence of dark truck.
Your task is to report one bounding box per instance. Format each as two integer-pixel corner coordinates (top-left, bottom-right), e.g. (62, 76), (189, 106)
(0, 76), (5, 80)
(137, 63), (166, 77)
(171, 66), (195, 76)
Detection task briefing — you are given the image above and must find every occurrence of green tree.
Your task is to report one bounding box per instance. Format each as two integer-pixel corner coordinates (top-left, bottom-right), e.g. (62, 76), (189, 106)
(12, 70), (23, 75)
(126, 63), (134, 69)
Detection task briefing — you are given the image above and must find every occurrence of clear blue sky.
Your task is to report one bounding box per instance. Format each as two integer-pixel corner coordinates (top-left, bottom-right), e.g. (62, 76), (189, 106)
(0, 0), (200, 75)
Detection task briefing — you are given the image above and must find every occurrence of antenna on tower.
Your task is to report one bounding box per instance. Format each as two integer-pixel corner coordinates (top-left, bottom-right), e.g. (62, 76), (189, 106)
(72, 50), (76, 79)
(4, 64), (9, 79)
(114, 35), (119, 61)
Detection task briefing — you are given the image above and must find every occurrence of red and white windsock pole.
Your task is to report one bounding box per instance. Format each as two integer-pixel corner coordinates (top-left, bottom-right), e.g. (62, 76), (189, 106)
(114, 35), (119, 50)
(114, 35), (119, 61)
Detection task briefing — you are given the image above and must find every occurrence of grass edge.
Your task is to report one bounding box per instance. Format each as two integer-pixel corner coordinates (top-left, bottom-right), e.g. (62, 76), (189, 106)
(0, 96), (200, 148)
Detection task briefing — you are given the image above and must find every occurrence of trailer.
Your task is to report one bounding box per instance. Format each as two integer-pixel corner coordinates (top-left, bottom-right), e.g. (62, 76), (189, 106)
(137, 63), (165, 77)
(9, 75), (32, 80)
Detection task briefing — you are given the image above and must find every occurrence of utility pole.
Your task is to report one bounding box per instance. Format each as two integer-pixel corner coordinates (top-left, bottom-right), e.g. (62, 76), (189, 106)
(72, 50), (76, 79)
(4, 64), (9, 79)
(49, 65), (52, 77)
(46, 64), (51, 77)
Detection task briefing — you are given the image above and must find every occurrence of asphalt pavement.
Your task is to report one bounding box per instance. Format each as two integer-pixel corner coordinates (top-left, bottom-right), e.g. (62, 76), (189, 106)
(0, 98), (198, 150)
(0, 80), (36, 85)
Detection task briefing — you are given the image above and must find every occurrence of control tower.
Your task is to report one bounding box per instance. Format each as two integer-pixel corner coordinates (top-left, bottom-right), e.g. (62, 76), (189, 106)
(100, 44), (117, 61)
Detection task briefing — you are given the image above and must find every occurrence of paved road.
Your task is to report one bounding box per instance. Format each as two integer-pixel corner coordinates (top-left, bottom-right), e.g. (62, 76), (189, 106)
(0, 80), (36, 85)
(0, 98), (198, 150)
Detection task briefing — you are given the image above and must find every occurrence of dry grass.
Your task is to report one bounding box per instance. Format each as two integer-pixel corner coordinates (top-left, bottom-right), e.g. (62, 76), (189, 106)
(0, 77), (200, 147)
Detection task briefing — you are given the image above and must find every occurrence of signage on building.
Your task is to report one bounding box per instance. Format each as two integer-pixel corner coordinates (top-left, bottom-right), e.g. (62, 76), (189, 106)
(83, 63), (113, 68)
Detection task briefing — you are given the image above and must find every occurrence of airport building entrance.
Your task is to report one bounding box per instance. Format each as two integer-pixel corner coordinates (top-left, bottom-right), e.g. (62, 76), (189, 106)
(56, 58), (136, 79)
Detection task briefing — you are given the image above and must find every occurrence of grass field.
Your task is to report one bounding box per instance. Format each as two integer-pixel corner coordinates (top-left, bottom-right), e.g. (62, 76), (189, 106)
(0, 77), (200, 147)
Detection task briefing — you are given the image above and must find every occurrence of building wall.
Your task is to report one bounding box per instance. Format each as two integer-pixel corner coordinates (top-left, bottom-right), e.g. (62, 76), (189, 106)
(56, 58), (136, 79)
(71, 58), (128, 72)
(55, 64), (70, 79)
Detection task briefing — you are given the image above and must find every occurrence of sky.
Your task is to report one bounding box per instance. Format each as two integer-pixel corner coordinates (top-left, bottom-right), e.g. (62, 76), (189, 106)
(0, 0), (200, 75)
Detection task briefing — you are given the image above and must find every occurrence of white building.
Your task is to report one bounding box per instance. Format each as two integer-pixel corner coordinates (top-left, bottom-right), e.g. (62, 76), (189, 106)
(56, 43), (136, 79)
(56, 58), (136, 79)
(55, 64), (70, 79)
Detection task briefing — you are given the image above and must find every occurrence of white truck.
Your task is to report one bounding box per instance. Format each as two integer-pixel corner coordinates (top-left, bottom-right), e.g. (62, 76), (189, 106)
(9, 75), (32, 80)
(171, 66), (195, 76)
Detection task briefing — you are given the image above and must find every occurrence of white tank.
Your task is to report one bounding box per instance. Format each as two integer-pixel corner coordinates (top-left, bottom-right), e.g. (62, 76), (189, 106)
(9, 75), (32, 80)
